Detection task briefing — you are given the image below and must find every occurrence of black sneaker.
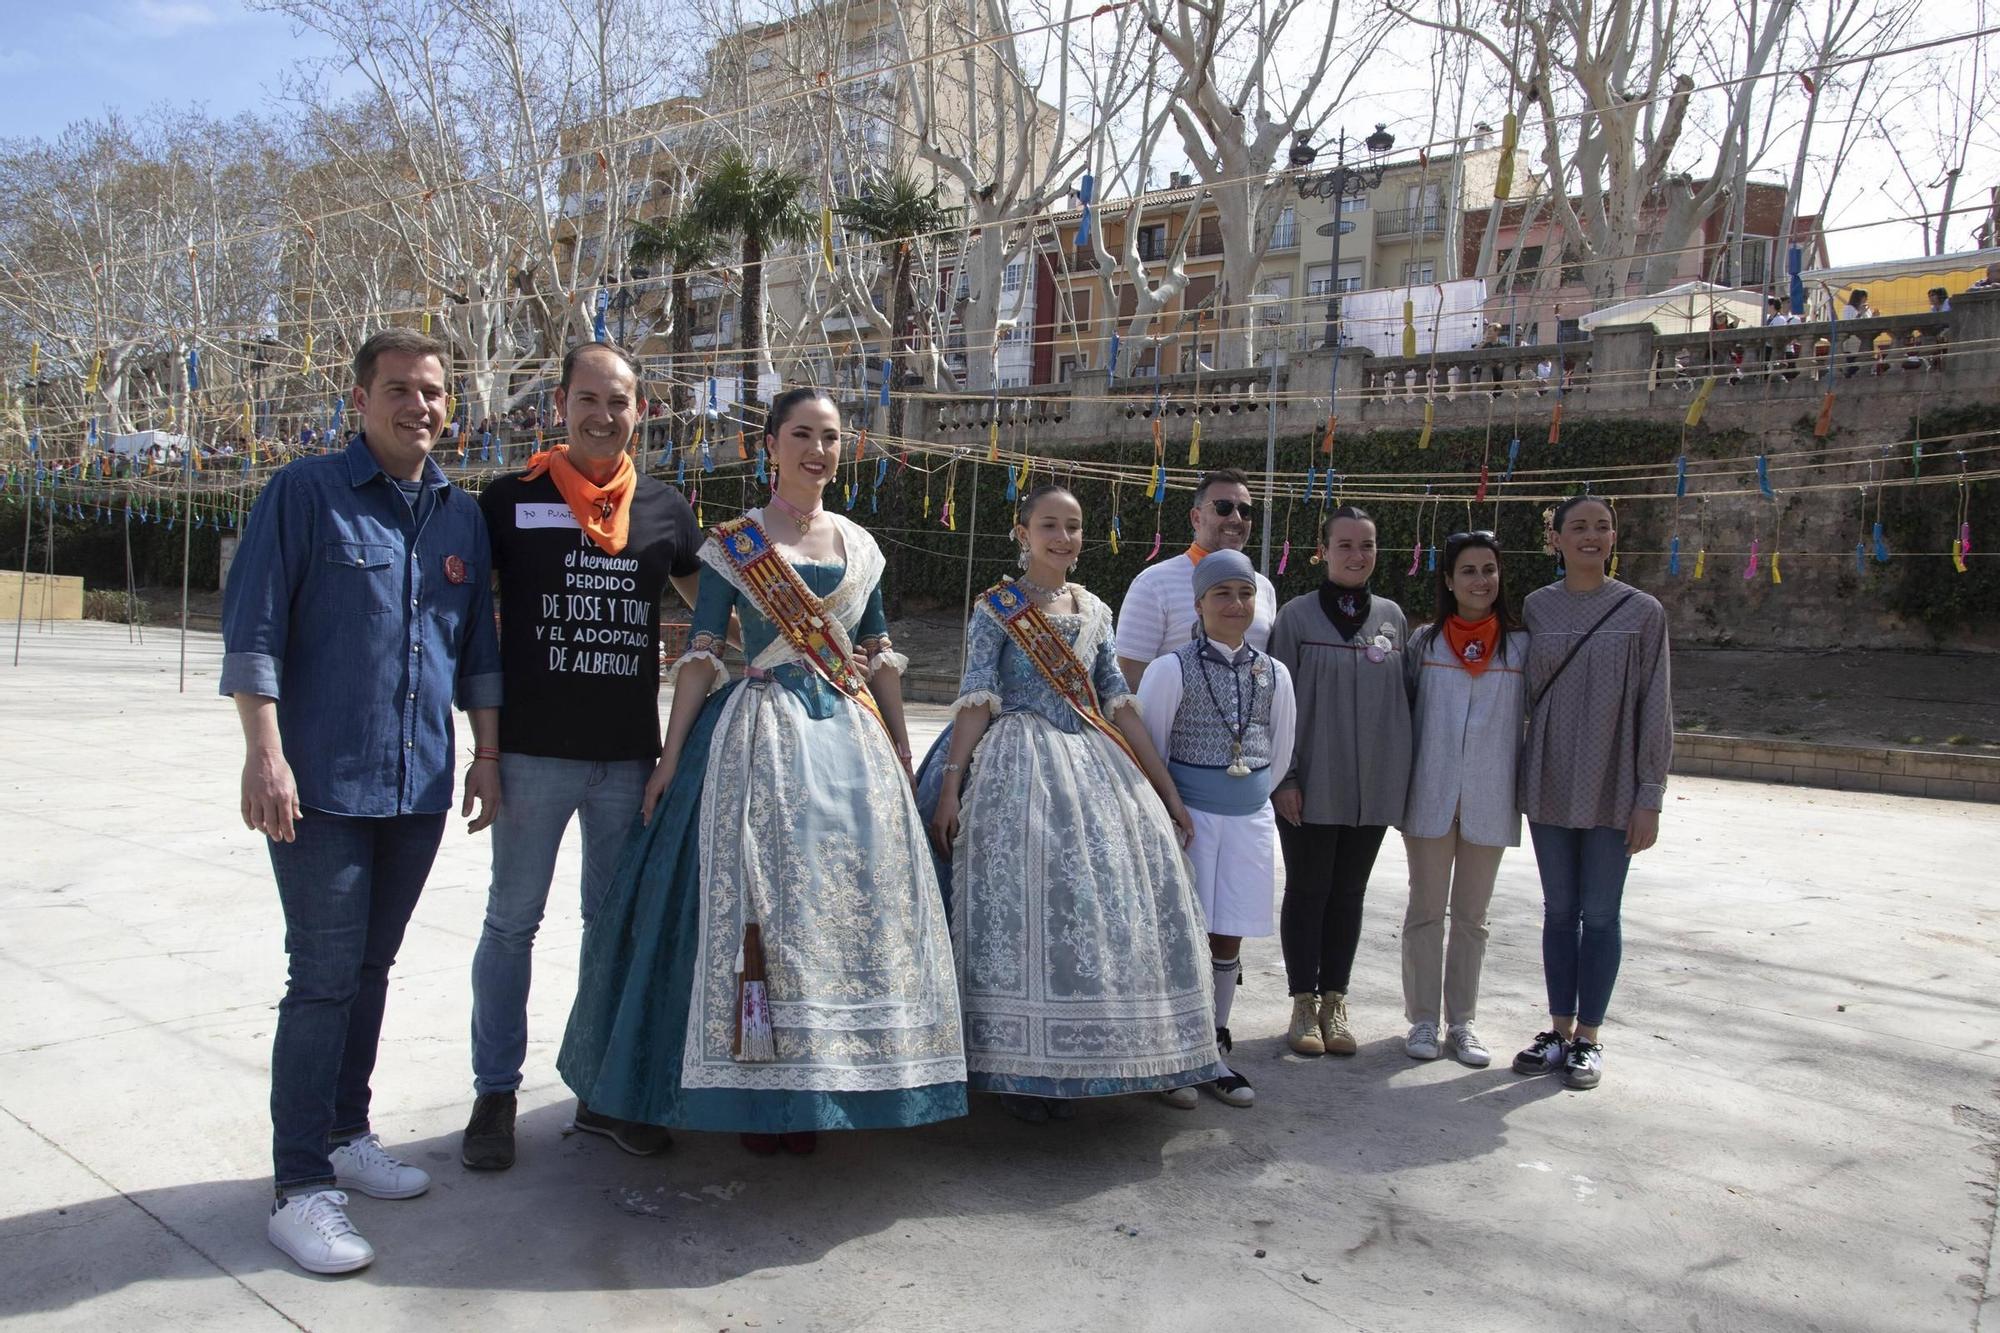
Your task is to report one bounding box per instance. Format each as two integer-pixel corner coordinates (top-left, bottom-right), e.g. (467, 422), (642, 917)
(1205, 1071), (1255, 1107)
(1564, 1040), (1603, 1090)
(1204, 1029), (1254, 1107)
(1511, 1030), (1569, 1076)
(574, 1101), (672, 1156)
(460, 1091), (516, 1171)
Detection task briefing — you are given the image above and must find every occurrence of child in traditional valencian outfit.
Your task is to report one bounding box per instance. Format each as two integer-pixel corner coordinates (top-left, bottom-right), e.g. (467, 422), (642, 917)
(1139, 549), (1297, 1108)
(916, 484), (1217, 1124)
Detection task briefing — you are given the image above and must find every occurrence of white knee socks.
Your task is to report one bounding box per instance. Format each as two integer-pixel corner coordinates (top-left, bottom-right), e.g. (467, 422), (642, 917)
(1212, 956), (1241, 1075)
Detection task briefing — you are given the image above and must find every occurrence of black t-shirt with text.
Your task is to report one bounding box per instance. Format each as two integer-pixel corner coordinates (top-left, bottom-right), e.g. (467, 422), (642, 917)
(480, 471), (701, 760)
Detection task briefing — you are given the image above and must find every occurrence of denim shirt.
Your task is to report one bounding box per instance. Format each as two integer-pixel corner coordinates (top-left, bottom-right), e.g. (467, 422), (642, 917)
(219, 435), (503, 817)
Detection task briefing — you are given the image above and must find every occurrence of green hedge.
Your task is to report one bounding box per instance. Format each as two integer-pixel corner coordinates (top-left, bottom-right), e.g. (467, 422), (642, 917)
(1877, 403), (2000, 638)
(876, 417), (1696, 623)
(0, 496), (223, 590)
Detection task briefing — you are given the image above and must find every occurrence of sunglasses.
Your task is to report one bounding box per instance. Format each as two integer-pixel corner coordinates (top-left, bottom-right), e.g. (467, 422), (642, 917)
(1203, 499), (1259, 521)
(1446, 529), (1497, 544)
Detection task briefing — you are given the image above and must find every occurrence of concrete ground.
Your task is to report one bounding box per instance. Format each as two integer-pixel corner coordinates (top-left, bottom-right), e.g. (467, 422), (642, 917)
(2, 621), (1996, 1333)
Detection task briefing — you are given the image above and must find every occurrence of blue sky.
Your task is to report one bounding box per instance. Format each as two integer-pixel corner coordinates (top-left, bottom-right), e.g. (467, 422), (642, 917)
(0, 0), (351, 141)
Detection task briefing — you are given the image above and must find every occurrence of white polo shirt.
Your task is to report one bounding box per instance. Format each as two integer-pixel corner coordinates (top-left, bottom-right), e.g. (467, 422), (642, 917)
(1114, 548), (1279, 666)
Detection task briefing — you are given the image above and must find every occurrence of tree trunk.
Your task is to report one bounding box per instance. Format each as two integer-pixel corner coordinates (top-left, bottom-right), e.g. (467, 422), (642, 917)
(670, 273), (693, 417)
(739, 231), (764, 403)
(959, 227), (1005, 392)
(888, 246), (912, 443)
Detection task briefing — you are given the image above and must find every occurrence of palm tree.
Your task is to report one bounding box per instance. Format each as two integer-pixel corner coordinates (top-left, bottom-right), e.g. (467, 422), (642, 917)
(688, 151), (813, 402)
(838, 172), (958, 443)
(628, 212), (718, 418)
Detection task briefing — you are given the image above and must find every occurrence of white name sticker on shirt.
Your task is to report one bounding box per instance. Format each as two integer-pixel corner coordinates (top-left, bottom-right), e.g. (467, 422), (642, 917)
(516, 503), (581, 530)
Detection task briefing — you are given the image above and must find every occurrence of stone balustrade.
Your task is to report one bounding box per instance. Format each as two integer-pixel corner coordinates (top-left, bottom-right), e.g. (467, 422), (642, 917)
(906, 287), (2000, 449)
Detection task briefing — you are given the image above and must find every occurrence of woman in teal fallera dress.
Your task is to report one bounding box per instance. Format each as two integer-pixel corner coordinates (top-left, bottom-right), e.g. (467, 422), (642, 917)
(558, 389), (967, 1155)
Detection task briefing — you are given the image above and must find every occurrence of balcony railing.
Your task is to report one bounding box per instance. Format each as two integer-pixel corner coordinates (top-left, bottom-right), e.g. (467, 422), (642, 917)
(1376, 208), (1446, 238)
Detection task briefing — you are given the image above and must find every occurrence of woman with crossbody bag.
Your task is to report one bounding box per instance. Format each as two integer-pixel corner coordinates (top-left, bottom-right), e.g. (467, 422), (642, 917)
(1512, 496), (1673, 1091)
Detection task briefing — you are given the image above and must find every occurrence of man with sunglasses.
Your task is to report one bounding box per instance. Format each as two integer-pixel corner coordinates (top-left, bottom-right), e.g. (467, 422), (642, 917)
(1116, 468), (1279, 689)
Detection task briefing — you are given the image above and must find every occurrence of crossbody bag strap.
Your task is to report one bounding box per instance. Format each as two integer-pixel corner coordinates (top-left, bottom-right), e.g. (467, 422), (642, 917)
(1530, 591), (1637, 712)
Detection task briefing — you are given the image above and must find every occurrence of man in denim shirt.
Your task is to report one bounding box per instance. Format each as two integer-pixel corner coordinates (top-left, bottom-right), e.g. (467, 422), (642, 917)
(222, 328), (503, 1275)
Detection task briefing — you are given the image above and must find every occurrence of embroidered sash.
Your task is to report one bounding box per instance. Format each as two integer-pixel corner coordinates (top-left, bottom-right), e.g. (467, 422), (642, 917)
(982, 581), (1141, 768)
(711, 515), (891, 740)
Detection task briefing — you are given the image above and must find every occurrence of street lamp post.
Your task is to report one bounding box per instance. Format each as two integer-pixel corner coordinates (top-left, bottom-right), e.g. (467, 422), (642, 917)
(1292, 123), (1396, 409)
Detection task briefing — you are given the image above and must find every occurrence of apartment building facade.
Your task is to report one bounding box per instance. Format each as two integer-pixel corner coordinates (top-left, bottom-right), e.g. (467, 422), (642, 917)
(1035, 143), (1513, 383)
(1458, 180), (1832, 344)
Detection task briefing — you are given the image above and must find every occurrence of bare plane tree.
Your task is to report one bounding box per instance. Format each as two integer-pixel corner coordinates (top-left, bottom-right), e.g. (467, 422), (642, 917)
(1389, 0), (1792, 301)
(1142, 0), (1388, 370)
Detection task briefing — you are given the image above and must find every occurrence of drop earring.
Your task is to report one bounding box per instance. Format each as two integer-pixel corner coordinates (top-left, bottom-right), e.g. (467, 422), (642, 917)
(1017, 546), (1031, 570)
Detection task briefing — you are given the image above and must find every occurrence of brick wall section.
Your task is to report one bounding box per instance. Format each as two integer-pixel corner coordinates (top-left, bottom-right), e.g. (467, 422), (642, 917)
(1673, 733), (2000, 804)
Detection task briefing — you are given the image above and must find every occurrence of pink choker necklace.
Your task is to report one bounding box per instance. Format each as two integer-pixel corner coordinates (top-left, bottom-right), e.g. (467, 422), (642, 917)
(768, 489), (825, 533)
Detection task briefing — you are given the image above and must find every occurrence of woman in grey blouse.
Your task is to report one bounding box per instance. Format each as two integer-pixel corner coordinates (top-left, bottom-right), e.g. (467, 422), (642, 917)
(1399, 532), (1528, 1070)
(1269, 506), (1412, 1058)
(1511, 495), (1672, 1092)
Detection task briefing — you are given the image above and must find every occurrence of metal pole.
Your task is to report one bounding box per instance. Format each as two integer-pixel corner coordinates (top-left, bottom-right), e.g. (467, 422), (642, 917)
(178, 454), (193, 693)
(11, 470), (33, 666)
(1328, 203), (1345, 409)
(959, 457), (980, 681)
(124, 504), (141, 644)
(39, 479), (54, 634)
(1260, 347), (1279, 577)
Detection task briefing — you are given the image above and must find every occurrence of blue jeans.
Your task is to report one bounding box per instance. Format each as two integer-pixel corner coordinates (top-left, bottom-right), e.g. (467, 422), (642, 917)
(1528, 822), (1632, 1028)
(470, 754), (651, 1096)
(268, 810), (445, 1196)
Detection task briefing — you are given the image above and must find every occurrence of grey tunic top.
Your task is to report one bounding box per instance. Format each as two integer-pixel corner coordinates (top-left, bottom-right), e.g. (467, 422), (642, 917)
(1401, 624), (1530, 846)
(1518, 579), (1673, 829)
(1268, 589), (1411, 828)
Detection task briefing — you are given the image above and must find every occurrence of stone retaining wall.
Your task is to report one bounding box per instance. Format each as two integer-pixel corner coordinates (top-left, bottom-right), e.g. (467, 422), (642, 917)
(900, 670), (1998, 804)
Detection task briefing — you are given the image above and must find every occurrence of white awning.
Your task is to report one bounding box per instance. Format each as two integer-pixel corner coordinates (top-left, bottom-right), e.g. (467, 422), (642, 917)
(1580, 281), (1767, 333)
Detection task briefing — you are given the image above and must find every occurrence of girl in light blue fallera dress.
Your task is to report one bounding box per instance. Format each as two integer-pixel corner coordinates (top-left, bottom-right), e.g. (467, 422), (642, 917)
(915, 485), (1217, 1123)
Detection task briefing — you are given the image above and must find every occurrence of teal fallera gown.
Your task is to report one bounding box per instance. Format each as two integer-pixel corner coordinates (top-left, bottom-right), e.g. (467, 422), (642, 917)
(559, 517), (967, 1132)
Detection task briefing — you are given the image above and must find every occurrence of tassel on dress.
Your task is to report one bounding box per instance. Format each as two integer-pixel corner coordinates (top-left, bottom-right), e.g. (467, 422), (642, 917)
(734, 922), (776, 1063)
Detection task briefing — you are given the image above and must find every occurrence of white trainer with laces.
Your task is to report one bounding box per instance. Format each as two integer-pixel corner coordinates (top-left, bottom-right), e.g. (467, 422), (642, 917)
(1447, 1024), (1492, 1068)
(268, 1189), (374, 1274)
(1404, 1021), (1441, 1060)
(330, 1133), (431, 1200)
(1159, 1085), (1199, 1109)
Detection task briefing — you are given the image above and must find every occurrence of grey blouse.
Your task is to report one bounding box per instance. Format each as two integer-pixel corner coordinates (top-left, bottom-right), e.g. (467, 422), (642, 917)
(1268, 590), (1412, 828)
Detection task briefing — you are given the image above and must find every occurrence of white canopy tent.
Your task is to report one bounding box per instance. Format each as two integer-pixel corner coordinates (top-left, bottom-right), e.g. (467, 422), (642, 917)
(106, 429), (195, 460)
(1579, 281), (1767, 334)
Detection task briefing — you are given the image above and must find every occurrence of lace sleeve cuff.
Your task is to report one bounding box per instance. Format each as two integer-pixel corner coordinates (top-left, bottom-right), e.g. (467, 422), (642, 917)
(1105, 692), (1142, 721)
(950, 689), (1004, 717)
(665, 647), (729, 694)
(864, 648), (909, 677)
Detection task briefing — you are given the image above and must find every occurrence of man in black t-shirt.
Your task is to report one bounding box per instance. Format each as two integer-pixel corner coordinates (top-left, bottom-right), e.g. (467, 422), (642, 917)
(463, 341), (701, 1171)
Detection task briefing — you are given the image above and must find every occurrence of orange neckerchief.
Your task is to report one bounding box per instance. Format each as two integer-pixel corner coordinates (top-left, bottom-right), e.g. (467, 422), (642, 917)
(1186, 543), (1212, 564)
(520, 444), (635, 555)
(1441, 613), (1501, 675)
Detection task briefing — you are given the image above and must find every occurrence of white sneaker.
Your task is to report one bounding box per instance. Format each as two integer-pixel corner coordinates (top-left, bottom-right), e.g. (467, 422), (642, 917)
(1448, 1023), (1492, 1067)
(1405, 1021), (1441, 1060)
(1159, 1085), (1199, 1109)
(330, 1133), (431, 1200)
(267, 1189), (374, 1274)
